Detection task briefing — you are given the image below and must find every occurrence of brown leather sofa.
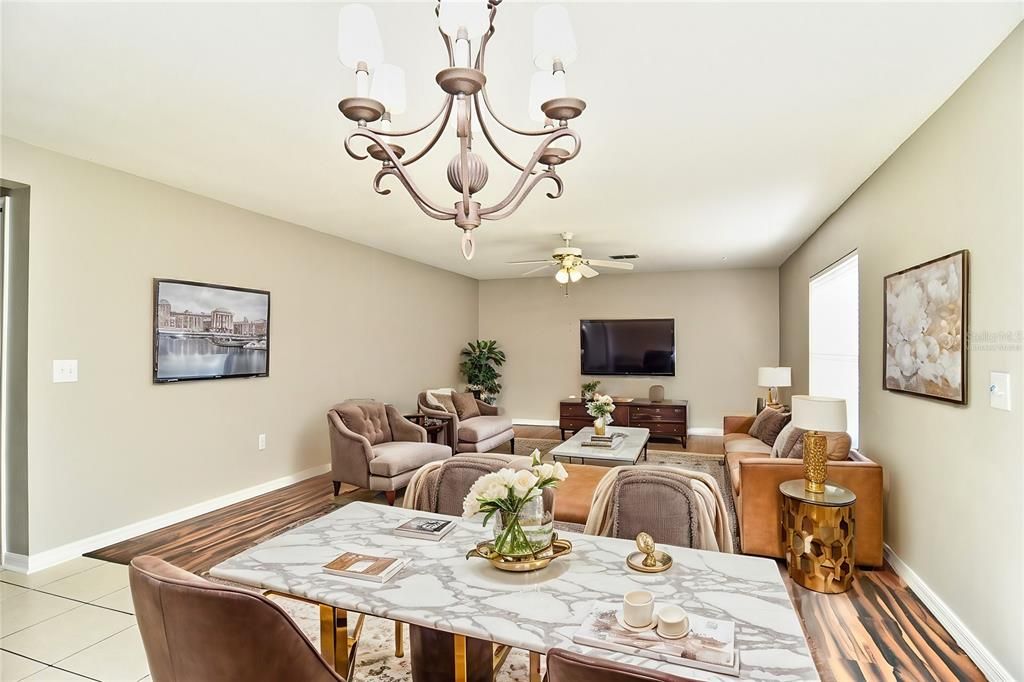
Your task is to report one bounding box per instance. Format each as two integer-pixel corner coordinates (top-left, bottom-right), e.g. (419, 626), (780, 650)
(724, 415), (884, 567)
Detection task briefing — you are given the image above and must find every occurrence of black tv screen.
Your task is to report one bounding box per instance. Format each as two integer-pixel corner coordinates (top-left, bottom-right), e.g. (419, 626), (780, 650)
(580, 319), (675, 376)
(153, 279), (270, 383)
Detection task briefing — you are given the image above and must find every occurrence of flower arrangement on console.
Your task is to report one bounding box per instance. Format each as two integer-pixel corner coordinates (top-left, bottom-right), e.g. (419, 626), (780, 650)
(586, 393), (616, 436)
(462, 450), (568, 556)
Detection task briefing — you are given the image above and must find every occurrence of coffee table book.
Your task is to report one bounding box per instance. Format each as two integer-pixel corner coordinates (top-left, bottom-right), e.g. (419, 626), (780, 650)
(323, 552), (408, 583)
(394, 517), (456, 541)
(573, 603), (740, 677)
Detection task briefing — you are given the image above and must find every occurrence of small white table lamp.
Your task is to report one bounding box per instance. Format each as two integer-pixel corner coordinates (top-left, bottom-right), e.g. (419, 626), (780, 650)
(791, 395), (847, 493)
(757, 367), (792, 409)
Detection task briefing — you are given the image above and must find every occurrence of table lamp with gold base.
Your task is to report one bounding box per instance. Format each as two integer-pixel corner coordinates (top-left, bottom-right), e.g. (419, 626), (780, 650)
(757, 367), (791, 410)
(791, 395), (847, 494)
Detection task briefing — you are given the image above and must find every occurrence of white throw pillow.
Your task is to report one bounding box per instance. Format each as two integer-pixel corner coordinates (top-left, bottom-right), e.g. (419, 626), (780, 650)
(425, 388), (456, 413)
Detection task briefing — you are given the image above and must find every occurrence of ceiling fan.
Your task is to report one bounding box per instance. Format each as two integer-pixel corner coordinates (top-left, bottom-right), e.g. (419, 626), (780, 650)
(507, 232), (634, 290)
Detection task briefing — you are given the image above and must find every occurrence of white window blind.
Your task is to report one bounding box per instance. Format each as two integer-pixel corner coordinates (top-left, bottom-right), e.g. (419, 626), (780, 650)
(809, 252), (859, 448)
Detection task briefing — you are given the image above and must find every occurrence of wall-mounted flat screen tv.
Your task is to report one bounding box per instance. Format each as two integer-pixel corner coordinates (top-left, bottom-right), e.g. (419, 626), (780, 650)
(153, 279), (270, 383)
(580, 318), (675, 376)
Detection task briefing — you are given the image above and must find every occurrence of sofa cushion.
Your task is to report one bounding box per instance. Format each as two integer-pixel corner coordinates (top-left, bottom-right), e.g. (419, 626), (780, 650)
(771, 423), (806, 458)
(368, 441), (451, 477)
(426, 390), (457, 414)
(723, 433), (772, 456)
(747, 407), (790, 447)
(726, 450), (769, 496)
(451, 392), (482, 420)
(554, 463), (608, 525)
(335, 401), (392, 445)
(789, 430), (853, 461)
(458, 415), (513, 443)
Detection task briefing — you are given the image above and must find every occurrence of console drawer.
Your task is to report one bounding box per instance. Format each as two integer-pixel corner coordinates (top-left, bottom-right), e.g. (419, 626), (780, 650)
(559, 418), (594, 433)
(634, 421), (685, 436)
(629, 406), (685, 421)
(560, 403), (590, 418)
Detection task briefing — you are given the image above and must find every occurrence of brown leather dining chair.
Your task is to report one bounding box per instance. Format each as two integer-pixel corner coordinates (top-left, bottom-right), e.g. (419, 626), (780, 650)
(129, 555), (350, 682)
(544, 648), (699, 681)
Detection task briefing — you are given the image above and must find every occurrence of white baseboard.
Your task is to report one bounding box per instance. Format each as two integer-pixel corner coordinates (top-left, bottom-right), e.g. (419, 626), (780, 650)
(687, 427), (724, 437)
(5, 463), (330, 575)
(513, 418), (560, 427)
(884, 544), (1012, 680)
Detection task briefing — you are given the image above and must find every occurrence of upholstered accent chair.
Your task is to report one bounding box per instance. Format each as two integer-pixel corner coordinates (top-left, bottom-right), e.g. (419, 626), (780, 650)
(417, 391), (515, 454)
(584, 467), (733, 552)
(544, 648), (698, 682)
(403, 453), (529, 515)
(327, 400), (451, 504)
(129, 555), (349, 682)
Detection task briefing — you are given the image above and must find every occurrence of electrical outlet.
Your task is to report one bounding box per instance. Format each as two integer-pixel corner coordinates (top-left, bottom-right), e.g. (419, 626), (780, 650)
(53, 359), (78, 383)
(258, 433), (267, 450)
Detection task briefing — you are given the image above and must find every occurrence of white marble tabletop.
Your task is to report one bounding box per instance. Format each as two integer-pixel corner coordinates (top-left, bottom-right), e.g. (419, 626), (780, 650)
(549, 426), (650, 464)
(210, 502), (818, 682)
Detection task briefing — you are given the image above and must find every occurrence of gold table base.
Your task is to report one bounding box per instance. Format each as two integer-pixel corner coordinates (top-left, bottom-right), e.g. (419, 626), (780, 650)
(781, 494), (855, 594)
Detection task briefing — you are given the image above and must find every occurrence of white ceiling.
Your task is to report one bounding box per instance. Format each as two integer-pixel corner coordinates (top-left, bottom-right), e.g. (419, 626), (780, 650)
(2, 2), (1021, 279)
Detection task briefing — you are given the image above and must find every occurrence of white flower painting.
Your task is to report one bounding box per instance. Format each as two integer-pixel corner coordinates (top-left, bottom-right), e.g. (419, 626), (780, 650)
(884, 250), (967, 404)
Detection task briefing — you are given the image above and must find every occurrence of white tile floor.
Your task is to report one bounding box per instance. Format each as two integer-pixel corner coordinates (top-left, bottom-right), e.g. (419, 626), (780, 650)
(0, 557), (149, 682)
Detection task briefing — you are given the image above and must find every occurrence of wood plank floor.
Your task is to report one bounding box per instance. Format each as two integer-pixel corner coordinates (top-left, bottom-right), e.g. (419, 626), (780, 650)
(88, 424), (985, 681)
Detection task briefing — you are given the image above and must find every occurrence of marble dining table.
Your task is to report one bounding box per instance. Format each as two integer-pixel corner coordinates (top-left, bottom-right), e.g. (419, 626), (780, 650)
(210, 501), (819, 682)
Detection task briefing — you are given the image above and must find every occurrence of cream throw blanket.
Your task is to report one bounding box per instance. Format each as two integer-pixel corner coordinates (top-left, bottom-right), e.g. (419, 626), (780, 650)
(402, 460), (445, 511)
(582, 465), (734, 553)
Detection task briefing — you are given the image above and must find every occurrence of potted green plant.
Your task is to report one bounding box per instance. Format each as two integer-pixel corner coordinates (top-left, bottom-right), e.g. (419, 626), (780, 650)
(581, 380), (601, 401)
(459, 340), (506, 404)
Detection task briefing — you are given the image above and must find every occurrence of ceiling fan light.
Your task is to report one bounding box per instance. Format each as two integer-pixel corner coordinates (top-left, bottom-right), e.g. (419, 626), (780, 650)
(569, 268), (583, 283)
(337, 4), (384, 70)
(555, 268), (570, 284)
(370, 64), (407, 115)
(532, 4), (578, 70)
(438, 0), (491, 40)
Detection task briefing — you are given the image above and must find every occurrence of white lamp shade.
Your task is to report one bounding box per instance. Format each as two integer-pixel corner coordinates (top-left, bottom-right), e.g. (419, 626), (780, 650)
(527, 70), (566, 122)
(791, 396), (847, 432)
(369, 64), (406, 115)
(532, 5), (578, 69)
(757, 366), (791, 387)
(554, 268), (570, 284)
(438, 0), (491, 40)
(337, 4), (384, 70)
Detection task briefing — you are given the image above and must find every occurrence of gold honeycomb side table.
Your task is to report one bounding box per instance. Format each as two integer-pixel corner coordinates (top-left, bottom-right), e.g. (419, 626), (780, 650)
(780, 479), (856, 594)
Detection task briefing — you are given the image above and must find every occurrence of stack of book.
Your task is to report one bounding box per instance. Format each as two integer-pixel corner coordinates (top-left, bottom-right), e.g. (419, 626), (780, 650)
(323, 552), (409, 583)
(583, 432), (627, 448)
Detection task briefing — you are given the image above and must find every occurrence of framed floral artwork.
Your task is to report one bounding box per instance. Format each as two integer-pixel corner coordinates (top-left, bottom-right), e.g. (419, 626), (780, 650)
(883, 250), (968, 404)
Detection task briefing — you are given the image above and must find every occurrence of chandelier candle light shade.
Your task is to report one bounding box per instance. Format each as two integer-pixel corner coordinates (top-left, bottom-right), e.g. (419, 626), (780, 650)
(758, 367), (792, 409)
(336, 1), (586, 260)
(791, 396), (847, 494)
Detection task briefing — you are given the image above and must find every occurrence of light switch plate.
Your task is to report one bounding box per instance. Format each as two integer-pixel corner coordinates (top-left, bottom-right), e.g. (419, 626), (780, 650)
(989, 372), (1011, 411)
(258, 434), (267, 451)
(53, 359), (78, 383)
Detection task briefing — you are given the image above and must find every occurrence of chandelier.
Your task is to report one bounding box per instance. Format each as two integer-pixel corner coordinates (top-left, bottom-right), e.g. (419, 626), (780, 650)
(336, 1), (585, 260)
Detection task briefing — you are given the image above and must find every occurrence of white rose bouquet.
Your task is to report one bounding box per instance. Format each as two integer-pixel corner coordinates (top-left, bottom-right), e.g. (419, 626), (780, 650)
(462, 449), (568, 555)
(586, 393), (616, 424)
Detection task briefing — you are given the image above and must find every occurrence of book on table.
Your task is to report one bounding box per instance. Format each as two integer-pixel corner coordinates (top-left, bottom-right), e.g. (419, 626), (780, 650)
(582, 438), (624, 449)
(393, 517), (456, 541)
(573, 602), (739, 677)
(323, 552), (409, 583)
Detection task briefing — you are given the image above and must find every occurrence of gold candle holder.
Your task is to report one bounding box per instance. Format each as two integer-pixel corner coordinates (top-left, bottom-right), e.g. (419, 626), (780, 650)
(803, 430), (828, 494)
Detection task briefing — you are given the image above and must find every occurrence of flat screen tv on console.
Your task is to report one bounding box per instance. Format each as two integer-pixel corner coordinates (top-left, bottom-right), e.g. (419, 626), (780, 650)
(580, 319), (675, 376)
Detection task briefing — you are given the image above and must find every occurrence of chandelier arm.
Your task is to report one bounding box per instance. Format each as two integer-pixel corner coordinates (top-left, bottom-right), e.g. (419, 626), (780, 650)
(478, 128), (581, 216)
(374, 168), (455, 220)
(395, 97), (455, 166)
(347, 128), (456, 218)
(375, 95), (453, 138)
(472, 93), (529, 173)
(480, 171), (563, 222)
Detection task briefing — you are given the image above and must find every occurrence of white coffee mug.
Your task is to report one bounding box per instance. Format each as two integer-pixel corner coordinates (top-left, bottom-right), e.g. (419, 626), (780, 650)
(622, 590), (655, 628)
(656, 604), (689, 638)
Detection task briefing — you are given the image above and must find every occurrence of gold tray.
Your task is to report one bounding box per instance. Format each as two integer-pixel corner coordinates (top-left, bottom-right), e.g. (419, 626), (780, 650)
(626, 550), (673, 573)
(466, 537), (573, 572)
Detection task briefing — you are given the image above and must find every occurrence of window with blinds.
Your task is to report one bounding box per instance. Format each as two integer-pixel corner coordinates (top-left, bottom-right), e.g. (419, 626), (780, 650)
(809, 252), (859, 448)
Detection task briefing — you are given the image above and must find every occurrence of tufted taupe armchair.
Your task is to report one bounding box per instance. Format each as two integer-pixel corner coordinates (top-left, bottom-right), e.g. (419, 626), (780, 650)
(327, 400), (451, 504)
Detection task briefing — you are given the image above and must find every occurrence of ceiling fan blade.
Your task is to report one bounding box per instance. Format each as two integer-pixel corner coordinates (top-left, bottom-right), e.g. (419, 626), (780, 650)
(521, 264), (556, 276)
(507, 260), (558, 265)
(584, 259), (635, 271)
(578, 263), (600, 278)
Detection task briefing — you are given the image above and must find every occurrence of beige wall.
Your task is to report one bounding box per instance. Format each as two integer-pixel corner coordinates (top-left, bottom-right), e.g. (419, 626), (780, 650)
(479, 269), (779, 429)
(2, 137), (479, 555)
(780, 26), (1023, 678)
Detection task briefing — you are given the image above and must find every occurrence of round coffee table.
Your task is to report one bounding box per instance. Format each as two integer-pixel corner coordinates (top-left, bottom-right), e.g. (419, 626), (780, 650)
(780, 479), (856, 593)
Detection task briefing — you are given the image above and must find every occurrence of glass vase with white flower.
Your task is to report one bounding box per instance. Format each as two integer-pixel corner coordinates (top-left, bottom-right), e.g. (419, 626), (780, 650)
(462, 450), (569, 557)
(586, 393), (616, 436)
